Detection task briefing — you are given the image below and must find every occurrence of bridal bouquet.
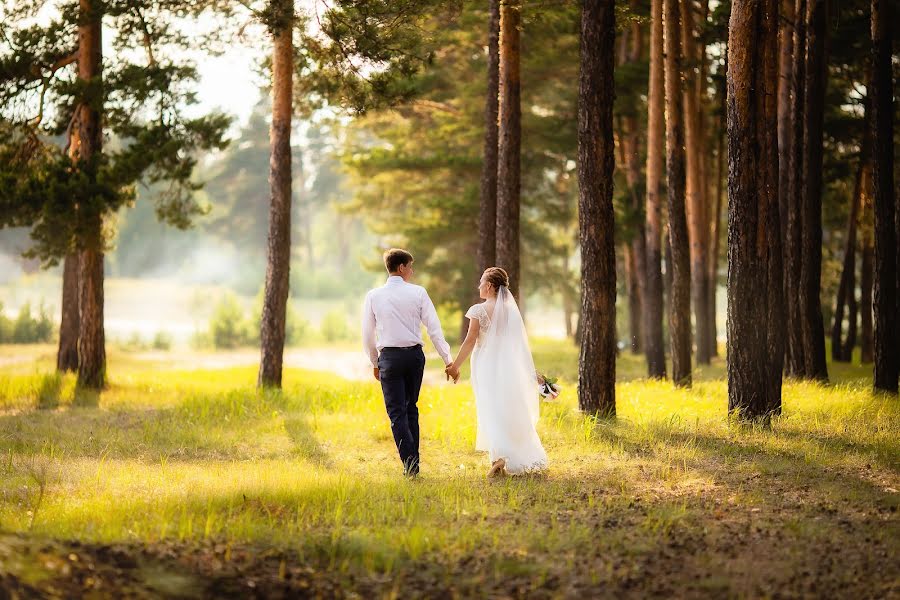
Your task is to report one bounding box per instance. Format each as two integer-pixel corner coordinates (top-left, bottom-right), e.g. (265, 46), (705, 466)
(537, 373), (561, 400)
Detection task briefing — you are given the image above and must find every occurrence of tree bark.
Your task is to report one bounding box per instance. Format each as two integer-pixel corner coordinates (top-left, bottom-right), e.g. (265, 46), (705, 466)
(578, 0), (617, 417)
(57, 253), (79, 373)
(78, 225), (105, 391)
(478, 0), (500, 275)
(871, 0), (900, 394)
(643, 0), (667, 379)
(831, 152), (864, 362)
(681, 0), (711, 365)
(663, 0), (692, 387)
(799, 0), (828, 381)
(785, 0), (806, 377)
(726, 0), (783, 420)
(496, 0), (522, 298)
(777, 0), (794, 371)
(258, 0), (294, 389)
(861, 221), (874, 363)
(72, 0), (105, 390)
(871, 0), (897, 393)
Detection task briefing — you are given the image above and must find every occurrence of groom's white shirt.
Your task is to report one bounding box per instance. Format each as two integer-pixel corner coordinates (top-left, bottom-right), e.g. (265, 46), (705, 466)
(362, 275), (452, 368)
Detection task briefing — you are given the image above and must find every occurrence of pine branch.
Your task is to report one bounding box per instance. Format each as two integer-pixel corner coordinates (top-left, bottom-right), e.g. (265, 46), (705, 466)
(29, 50), (78, 126)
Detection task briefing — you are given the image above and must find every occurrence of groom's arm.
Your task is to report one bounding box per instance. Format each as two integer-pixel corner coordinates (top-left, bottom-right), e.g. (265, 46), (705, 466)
(420, 290), (453, 366)
(362, 293), (379, 374)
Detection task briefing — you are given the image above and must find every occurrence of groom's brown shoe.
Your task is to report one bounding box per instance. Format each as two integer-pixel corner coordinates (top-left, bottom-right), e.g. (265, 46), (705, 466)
(488, 458), (506, 478)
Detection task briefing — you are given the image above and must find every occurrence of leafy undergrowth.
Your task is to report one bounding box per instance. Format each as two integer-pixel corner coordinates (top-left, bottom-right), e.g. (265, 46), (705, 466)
(0, 345), (897, 598)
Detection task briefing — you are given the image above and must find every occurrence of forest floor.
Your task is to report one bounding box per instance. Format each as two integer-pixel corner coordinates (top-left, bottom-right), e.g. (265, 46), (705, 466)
(0, 343), (897, 599)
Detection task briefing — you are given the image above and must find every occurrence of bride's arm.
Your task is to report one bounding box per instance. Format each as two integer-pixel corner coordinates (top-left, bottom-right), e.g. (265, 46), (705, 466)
(447, 318), (480, 379)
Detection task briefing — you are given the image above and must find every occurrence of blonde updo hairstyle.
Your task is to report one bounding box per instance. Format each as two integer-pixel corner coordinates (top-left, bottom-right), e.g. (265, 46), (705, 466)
(483, 267), (510, 292)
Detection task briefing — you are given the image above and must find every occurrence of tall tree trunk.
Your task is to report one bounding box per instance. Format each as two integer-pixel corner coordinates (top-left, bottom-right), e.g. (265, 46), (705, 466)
(78, 220), (105, 390)
(625, 246), (642, 353)
(258, 0), (294, 389)
(831, 152), (864, 362)
(622, 19), (646, 356)
(496, 0), (522, 298)
(727, 0), (783, 420)
(799, 0), (828, 381)
(785, 0), (806, 376)
(478, 0), (500, 275)
(664, 0), (692, 387)
(681, 0), (711, 365)
(72, 0), (105, 390)
(777, 0), (794, 370)
(696, 0), (717, 360)
(57, 253), (79, 373)
(643, 0), (667, 379)
(578, 0), (617, 417)
(471, 0), (501, 337)
(860, 219), (874, 363)
(871, 0), (897, 393)
(844, 265), (859, 362)
(709, 116), (725, 358)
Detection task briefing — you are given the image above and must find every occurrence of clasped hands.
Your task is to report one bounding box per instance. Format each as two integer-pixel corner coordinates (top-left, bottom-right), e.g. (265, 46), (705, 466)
(445, 362), (460, 383)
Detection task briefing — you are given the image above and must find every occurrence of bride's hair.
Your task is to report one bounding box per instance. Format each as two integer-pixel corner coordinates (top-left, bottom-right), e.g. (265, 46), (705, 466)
(483, 267), (510, 291)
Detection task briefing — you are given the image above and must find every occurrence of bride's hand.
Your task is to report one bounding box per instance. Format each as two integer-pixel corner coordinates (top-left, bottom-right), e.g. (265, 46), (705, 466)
(445, 363), (460, 383)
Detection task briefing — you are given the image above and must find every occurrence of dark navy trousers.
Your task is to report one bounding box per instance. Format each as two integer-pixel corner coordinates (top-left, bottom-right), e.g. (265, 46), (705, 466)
(377, 346), (426, 475)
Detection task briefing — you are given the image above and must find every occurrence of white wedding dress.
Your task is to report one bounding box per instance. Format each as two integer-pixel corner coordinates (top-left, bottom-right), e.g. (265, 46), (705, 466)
(465, 287), (548, 474)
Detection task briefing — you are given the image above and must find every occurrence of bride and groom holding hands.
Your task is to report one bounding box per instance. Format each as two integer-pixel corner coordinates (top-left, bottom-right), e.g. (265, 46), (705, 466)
(362, 248), (548, 479)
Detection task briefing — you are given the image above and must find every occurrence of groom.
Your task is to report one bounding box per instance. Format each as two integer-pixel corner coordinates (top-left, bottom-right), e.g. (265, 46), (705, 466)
(362, 248), (453, 477)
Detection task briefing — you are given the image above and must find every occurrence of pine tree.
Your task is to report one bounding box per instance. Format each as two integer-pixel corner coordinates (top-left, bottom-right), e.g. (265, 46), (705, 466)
(664, 0), (693, 387)
(0, 0), (231, 389)
(578, 0), (617, 417)
(258, 0), (295, 388)
(496, 0), (522, 297)
(871, 0), (897, 393)
(643, 0), (667, 379)
(727, 0), (783, 420)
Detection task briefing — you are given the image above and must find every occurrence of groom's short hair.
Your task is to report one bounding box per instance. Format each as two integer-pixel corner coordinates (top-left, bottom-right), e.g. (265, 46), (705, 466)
(384, 248), (414, 273)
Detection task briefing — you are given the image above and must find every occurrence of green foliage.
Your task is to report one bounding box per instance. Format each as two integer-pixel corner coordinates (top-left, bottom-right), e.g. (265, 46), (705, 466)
(320, 309), (350, 342)
(151, 331), (173, 351)
(340, 3), (585, 314)
(204, 290), (310, 349)
(0, 0), (231, 265)
(209, 293), (251, 349)
(0, 300), (53, 344)
(250, 288), (309, 346)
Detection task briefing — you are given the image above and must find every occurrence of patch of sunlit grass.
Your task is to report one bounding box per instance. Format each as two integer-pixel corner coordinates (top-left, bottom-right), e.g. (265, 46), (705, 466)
(0, 342), (897, 585)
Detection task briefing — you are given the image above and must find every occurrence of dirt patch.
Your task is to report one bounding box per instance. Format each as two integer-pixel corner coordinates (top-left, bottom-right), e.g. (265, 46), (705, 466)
(2, 499), (898, 600)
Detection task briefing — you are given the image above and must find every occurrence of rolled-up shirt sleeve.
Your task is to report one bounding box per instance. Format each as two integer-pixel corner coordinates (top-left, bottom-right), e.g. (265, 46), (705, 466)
(421, 290), (452, 365)
(362, 292), (378, 367)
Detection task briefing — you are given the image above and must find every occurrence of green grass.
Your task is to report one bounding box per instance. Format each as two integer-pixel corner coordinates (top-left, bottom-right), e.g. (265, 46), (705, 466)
(0, 342), (897, 597)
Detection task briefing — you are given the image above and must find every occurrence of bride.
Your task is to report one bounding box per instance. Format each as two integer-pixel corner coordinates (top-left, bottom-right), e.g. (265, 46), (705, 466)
(445, 267), (549, 477)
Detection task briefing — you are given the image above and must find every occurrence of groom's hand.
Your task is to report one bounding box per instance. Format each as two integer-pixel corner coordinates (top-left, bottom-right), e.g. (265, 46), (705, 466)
(373, 368), (380, 381)
(445, 364), (460, 383)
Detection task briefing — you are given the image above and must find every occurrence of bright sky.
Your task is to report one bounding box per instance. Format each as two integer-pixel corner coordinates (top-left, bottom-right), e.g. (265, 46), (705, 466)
(193, 44), (266, 130)
(12, 2), (270, 132)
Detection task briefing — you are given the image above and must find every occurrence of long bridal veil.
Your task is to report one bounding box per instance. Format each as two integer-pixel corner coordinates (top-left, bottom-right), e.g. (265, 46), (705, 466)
(471, 286), (548, 473)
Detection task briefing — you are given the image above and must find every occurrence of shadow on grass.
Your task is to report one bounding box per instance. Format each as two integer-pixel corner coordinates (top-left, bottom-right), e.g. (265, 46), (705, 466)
(589, 417), (898, 510)
(73, 386), (100, 408)
(283, 413), (333, 468)
(35, 374), (63, 410)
